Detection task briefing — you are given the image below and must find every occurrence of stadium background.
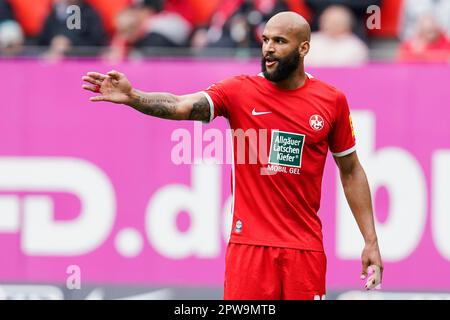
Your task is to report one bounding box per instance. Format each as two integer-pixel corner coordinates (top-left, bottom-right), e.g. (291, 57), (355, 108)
(1, 0), (450, 300)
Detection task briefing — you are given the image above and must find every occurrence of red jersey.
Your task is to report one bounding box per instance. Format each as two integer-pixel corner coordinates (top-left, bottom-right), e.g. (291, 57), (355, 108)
(203, 73), (356, 251)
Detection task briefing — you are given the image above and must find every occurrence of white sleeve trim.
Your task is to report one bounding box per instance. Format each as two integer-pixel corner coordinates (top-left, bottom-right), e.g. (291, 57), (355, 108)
(332, 145), (357, 157)
(200, 91), (214, 123)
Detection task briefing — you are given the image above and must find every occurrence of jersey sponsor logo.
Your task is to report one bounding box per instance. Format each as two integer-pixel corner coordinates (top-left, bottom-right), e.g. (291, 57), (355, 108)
(268, 130), (305, 168)
(309, 114), (324, 131)
(251, 108), (272, 116)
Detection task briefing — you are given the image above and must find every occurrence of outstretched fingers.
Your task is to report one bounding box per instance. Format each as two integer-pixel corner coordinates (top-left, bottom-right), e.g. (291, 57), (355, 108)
(87, 72), (107, 80)
(82, 70), (123, 103)
(82, 72), (110, 102)
(82, 84), (100, 93)
(82, 75), (102, 86)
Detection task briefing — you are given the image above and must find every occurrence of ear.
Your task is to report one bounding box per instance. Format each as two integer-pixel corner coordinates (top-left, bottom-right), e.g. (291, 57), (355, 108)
(299, 41), (310, 58)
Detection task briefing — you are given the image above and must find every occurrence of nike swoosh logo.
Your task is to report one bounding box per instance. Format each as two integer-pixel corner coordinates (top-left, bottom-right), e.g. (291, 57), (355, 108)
(252, 108), (272, 116)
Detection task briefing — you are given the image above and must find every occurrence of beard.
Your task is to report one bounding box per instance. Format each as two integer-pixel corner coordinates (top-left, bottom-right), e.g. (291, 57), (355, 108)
(261, 48), (300, 83)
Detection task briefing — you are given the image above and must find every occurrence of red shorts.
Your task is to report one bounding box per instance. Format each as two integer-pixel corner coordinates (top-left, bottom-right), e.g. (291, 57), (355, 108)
(224, 243), (327, 300)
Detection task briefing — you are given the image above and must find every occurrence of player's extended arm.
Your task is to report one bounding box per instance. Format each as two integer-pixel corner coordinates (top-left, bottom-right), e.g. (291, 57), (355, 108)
(81, 70), (211, 122)
(334, 151), (384, 290)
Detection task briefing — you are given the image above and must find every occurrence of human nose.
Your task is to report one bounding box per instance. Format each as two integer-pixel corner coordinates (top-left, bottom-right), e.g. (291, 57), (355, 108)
(263, 40), (275, 55)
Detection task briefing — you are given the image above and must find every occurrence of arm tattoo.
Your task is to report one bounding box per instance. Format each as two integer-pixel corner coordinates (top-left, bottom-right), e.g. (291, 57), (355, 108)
(129, 90), (178, 119)
(189, 97), (211, 122)
(128, 90), (211, 121)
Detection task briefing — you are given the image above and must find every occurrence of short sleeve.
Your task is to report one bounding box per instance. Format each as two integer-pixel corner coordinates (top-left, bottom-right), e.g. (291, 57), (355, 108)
(202, 77), (238, 122)
(328, 91), (357, 157)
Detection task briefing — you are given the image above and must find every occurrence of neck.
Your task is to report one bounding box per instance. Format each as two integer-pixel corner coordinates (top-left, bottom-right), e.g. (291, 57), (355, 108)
(271, 63), (307, 90)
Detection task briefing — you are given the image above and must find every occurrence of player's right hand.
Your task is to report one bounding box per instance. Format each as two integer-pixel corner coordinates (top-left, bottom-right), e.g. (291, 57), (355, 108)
(82, 70), (133, 104)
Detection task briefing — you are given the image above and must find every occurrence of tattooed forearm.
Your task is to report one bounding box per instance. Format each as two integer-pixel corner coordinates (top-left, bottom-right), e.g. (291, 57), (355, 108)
(129, 90), (178, 119)
(189, 97), (211, 121)
(126, 89), (210, 121)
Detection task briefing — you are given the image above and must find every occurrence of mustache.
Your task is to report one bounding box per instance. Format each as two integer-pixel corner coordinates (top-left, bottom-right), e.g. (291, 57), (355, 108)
(264, 55), (279, 62)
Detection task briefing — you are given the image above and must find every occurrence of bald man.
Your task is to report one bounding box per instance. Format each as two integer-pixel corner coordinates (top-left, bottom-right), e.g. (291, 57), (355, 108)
(82, 11), (383, 300)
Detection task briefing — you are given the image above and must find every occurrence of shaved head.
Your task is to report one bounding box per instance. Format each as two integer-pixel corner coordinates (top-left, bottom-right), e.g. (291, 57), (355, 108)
(265, 11), (311, 43)
(261, 11), (311, 85)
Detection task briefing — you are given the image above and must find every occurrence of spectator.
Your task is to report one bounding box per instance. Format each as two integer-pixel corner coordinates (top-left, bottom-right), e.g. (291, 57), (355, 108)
(0, 20), (24, 56)
(191, 0), (289, 50)
(104, 0), (194, 61)
(0, 0), (14, 22)
(401, 0), (450, 41)
(397, 14), (450, 63)
(138, 0), (194, 48)
(0, 0), (25, 56)
(305, 0), (381, 42)
(103, 6), (147, 62)
(38, 0), (107, 59)
(306, 5), (369, 66)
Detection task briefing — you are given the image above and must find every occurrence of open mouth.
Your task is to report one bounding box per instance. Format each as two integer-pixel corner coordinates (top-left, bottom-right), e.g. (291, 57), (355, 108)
(265, 59), (278, 68)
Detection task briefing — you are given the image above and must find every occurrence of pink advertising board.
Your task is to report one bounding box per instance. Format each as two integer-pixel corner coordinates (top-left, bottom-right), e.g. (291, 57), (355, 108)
(0, 60), (449, 291)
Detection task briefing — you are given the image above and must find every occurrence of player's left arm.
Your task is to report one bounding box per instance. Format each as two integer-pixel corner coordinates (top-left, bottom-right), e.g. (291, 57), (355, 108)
(334, 151), (383, 289)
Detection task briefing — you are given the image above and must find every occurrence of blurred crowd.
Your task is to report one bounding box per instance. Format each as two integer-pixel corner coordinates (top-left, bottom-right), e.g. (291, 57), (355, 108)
(0, 0), (449, 64)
